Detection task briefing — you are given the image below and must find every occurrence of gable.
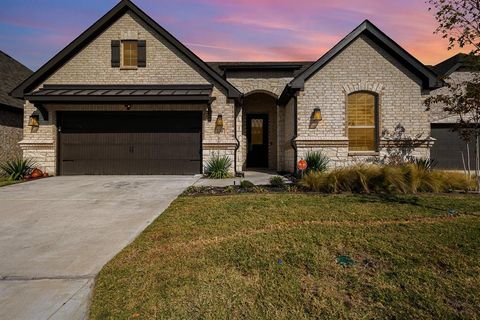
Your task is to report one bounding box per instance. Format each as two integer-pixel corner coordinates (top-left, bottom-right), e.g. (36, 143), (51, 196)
(305, 35), (423, 89)
(286, 20), (439, 95)
(45, 12), (208, 86)
(11, 0), (241, 100)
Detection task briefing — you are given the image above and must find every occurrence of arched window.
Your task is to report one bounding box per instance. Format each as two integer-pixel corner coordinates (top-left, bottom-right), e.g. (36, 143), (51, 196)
(347, 92), (378, 151)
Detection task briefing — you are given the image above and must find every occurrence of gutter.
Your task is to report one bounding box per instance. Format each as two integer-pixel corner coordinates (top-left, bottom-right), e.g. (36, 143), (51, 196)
(233, 98), (243, 177)
(290, 95), (298, 175)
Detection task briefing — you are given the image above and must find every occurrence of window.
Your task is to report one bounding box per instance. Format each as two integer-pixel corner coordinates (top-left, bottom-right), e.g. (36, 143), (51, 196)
(251, 119), (264, 145)
(347, 92), (378, 152)
(122, 40), (138, 67)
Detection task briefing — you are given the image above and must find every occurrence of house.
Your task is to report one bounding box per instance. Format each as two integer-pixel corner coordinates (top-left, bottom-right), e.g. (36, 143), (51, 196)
(429, 53), (479, 170)
(11, 0), (441, 176)
(0, 51), (32, 162)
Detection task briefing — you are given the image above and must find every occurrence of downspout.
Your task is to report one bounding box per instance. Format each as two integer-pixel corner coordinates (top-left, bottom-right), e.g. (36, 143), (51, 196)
(290, 95), (298, 175)
(233, 97), (243, 177)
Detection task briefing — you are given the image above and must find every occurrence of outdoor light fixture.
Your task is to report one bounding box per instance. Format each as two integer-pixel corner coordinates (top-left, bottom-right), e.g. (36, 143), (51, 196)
(125, 104), (132, 111)
(28, 114), (40, 127)
(312, 108), (322, 121)
(215, 114), (224, 127)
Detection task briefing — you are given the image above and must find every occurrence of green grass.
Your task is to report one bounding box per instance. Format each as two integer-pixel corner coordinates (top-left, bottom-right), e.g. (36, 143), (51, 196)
(0, 178), (20, 187)
(90, 193), (480, 319)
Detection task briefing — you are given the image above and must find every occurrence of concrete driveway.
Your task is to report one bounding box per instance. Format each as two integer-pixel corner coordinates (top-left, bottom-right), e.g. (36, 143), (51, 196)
(0, 175), (197, 320)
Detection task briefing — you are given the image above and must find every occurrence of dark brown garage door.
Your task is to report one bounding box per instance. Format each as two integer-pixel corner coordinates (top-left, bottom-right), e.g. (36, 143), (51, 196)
(58, 111), (202, 175)
(431, 124), (476, 170)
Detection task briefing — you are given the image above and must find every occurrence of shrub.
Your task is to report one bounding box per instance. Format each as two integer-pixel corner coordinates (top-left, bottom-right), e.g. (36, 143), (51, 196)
(0, 158), (35, 181)
(411, 158), (437, 171)
(269, 176), (285, 188)
(204, 156), (232, 179)
(305, 151), (330, 173)
(299, 164), (476, 194)
(240, 180), (255, 189)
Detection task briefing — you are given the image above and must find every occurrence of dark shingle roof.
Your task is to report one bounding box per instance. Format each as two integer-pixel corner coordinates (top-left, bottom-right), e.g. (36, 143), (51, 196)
(0, 50), (32, 109)
(207, 61), (314, 77)
(432, 53), (480, 77)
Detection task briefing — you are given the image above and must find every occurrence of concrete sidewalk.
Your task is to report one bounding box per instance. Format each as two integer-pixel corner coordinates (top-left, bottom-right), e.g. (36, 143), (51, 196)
(194, 170), (288, 187)
(0, 175), (197, 320)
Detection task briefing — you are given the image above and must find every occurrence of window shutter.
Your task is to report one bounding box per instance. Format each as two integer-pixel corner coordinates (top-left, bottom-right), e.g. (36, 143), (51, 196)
(138, 40), (146, 67)
(111, 40), (120, 67)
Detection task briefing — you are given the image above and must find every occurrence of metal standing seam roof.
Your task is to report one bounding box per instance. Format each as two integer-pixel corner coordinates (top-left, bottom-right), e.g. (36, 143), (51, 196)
(25, 85), (214, 102)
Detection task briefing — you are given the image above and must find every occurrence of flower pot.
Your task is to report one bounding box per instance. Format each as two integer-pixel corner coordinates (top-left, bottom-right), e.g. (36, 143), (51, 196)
(31, 169), (43, 179)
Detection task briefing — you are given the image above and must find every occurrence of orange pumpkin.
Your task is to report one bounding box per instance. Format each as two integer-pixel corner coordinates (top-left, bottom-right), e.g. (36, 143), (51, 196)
(31, 169), (44, 179)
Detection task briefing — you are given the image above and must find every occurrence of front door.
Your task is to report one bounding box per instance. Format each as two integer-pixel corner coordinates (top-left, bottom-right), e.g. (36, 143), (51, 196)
(247, 114), (268, 167)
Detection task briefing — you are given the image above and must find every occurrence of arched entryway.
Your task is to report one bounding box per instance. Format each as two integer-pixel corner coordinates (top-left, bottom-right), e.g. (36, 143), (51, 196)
(242, 91), (278, 171)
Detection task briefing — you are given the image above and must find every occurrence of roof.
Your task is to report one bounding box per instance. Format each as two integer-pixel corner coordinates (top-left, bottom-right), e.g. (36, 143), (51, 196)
(280, 20), (441, 104)
(208, 61), (313, 75)
(11, 0), (241, 100)
(432, 53), (480, 77)
(25, 84), (213, 103)
(0, 50), (32, 110)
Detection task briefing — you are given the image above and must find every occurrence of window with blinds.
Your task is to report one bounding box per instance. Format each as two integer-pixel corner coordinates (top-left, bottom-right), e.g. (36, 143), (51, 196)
(347, 92), (378, 151)
(122, 40), (138, 68)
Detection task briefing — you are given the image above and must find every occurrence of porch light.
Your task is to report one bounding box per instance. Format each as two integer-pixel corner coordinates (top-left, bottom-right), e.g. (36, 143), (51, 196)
(215, 115), (224, 127)
(312, 108), (322, 121)
(28, 114), (40, 127)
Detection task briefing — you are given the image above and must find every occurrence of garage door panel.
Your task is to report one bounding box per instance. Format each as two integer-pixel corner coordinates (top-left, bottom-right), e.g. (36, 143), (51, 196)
(58, 111), (202, 175)
(431, 125), (476, 170)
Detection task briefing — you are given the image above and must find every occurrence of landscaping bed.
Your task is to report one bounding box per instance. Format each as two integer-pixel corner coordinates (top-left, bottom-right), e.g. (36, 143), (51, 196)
(90, 193), (480, 319)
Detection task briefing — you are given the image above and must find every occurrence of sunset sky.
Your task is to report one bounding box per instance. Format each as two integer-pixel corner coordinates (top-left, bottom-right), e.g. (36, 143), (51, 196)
(0, 0), (469, 71)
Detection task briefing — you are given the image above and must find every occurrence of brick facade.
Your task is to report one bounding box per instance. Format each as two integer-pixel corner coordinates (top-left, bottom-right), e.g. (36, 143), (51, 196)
(21, 12), (237, 175)
(429, 71), (477, 123)
(291, 35), (432, 169)
(0, 108), (23, 162)
(21, 9), (436, 175)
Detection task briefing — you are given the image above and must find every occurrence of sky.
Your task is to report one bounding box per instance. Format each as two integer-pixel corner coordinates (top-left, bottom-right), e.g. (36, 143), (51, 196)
(0, 0), (470, 71)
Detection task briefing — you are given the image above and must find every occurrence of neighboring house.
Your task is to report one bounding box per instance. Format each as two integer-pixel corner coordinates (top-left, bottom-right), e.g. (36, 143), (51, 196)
(0, 51), (32, 162)
(429, 53), (479, 170)
(11, 0), (441, 176)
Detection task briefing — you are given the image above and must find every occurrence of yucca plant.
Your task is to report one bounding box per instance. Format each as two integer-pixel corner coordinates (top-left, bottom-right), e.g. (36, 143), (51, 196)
(204, 155), (232, 179)
(0, 158), (35, 181)
(269, 176), (286, 188)
(305, 151), (330, 173)
(411, 158), (437, 171)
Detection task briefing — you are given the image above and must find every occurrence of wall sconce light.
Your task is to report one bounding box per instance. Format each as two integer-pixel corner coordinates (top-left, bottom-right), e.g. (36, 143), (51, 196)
(125, 104), (132, 111)
(215, 115), (224, 127)
(312, 108), (322, 121)
(28, 114), (40, 127)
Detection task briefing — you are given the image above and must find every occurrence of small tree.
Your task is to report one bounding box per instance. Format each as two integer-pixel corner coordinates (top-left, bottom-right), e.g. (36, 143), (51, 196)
(426, 0), (479, 54)
(425, 79), (480, 190)
(426, 0), (480, 191)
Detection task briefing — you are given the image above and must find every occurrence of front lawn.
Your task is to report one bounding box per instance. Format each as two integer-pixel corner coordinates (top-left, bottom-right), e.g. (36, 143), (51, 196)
(0, 178), (20, 187)
(91, 193), (480, 319)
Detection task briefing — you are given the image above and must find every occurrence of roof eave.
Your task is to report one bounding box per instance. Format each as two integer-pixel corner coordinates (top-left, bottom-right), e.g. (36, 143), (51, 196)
(287, 20), (439, 92)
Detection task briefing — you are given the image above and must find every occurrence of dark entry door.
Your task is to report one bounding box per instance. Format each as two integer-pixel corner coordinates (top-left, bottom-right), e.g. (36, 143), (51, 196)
(58, 111), (202, 175)
(247, 114), (268, 167)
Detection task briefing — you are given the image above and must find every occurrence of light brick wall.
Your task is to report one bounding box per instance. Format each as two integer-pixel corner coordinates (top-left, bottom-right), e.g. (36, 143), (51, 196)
(229, 79), (292, 172)
(45, 13), (209, 85)
(429, 71), (478, 123)
(228, 78), (291, 97)
(294, 35), (431, 169)
(0, 109), (23, 162)
(23, 11), (236, 175)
